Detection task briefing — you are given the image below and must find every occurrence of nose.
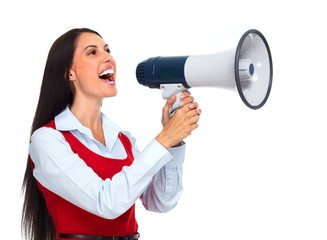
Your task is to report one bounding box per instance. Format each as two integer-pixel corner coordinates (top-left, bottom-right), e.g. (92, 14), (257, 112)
(102, 50), (113, 63)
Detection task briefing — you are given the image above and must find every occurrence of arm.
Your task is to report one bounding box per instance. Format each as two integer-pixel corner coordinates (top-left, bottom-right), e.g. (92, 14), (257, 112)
(123, 131), (185, 212)
(30, 92), (200, 219)
(29, 127), (172, 220)
(141, 144), (186, 212)
(140, 91), (201, 212)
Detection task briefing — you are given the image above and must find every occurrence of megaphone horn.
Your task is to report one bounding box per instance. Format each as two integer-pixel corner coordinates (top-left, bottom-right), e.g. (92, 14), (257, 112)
(136, 29), (273, 113)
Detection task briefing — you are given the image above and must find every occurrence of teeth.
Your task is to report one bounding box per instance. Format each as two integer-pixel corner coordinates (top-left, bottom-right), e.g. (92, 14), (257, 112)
(100, 68), (114, 77)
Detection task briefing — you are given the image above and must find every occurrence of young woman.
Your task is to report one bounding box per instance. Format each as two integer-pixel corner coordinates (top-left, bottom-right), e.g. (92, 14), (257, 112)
(22, 28), (201, 240)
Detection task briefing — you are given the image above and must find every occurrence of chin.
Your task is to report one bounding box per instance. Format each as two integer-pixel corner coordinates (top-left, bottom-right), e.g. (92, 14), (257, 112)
(104, 88), (117, 98)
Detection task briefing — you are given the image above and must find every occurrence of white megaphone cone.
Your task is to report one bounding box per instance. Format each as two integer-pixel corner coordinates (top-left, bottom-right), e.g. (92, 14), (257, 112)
(136, 29), (273, 113)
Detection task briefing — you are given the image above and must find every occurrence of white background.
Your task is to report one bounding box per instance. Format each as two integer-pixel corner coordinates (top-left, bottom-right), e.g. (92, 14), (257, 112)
(1, 0), (326, 239)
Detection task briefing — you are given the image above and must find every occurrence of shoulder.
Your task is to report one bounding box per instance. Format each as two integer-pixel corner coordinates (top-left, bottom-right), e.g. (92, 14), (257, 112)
(120, 131), (136, 146)
(29, 125), (73, 165)
(30, 125), (67, 146)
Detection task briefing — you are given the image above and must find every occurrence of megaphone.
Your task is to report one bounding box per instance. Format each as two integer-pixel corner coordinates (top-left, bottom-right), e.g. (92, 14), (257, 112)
(136, 29), (273, 113)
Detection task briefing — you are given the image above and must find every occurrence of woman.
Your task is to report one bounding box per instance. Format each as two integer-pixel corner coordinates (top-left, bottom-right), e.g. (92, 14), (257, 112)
(22, 28), (201, 240)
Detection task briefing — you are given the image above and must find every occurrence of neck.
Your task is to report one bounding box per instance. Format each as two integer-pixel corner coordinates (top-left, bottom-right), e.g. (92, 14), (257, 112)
(70, 94), (103, 131)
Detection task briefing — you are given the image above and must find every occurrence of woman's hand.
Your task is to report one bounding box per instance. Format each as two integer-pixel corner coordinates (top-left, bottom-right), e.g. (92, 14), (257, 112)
(156, 91), (201, 149)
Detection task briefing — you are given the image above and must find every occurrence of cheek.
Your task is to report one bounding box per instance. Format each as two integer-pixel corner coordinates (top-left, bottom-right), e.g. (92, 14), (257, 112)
(73, 63), (100, 93)
(76, 61), (98, 82)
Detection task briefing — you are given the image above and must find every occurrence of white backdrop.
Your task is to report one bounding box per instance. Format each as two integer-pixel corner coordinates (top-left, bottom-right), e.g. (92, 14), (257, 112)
(1, 0), (326, 239)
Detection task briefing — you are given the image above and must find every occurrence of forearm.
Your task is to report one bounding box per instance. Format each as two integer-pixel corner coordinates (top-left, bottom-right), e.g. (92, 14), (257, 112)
(140, 143), (185, 212)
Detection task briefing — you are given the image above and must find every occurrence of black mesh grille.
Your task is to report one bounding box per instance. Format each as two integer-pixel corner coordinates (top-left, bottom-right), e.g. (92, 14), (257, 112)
(136, 60), (146, 85)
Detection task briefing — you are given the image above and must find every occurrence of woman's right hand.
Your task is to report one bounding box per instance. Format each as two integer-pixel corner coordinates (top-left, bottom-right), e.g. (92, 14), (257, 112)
(155, 94), (201, 149)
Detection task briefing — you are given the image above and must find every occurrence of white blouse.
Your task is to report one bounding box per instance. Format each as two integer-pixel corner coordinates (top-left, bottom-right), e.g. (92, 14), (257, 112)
(29, 106), (185, 219)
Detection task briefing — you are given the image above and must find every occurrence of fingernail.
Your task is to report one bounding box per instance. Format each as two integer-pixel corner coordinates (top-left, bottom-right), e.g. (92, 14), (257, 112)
(179, 101), (184, 106)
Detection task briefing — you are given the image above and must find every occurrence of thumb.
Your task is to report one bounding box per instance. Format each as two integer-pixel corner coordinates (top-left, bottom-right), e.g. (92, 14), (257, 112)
(162, 95), (176, 126)
(163, 95), (176, 113)
(167, 95), (176, 105)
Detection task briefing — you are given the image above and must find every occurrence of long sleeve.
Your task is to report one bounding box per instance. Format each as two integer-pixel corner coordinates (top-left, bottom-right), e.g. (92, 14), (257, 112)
(29, 127), (173, 219)
(122, 131), (185, 213)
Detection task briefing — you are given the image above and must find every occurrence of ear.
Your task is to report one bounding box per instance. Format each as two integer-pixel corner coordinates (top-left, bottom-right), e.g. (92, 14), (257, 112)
(68, 70), (76, 82)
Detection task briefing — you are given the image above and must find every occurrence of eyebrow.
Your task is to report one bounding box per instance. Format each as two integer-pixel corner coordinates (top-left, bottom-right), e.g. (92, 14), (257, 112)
(84, 44), (109, 51)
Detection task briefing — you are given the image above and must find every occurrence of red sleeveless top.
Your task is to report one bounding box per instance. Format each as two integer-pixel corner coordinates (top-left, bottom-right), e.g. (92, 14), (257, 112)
(31, 120), (138, 239)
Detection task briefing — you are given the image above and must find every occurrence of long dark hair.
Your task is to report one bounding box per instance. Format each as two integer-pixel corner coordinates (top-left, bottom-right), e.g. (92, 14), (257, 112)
(21, 28), (101, 240)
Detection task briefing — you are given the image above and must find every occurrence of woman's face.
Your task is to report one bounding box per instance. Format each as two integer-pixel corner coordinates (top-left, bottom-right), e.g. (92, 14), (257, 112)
(69, 32), (117, 100)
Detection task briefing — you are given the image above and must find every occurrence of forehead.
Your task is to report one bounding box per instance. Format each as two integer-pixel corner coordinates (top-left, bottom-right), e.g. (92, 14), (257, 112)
(75, 32), (106, 50)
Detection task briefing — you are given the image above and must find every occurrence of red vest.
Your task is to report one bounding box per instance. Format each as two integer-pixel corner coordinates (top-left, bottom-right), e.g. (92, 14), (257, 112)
(31, 120), (138, 240)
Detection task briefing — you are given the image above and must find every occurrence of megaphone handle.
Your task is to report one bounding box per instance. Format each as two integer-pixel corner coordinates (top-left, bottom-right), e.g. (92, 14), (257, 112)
(160, 84), (187, 117)
(169, 92), (183, 117)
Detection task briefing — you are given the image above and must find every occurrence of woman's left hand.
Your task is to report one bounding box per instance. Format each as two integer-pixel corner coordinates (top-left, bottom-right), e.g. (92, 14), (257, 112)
(161, 91), (200, 127)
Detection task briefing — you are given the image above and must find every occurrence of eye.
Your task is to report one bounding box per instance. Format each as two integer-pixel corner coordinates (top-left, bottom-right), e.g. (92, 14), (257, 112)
(88, 50), (96, 55)
(106, 48), (111, 54)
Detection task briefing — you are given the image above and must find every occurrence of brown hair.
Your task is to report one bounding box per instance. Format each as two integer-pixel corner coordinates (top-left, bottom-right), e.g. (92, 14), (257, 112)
(21, 28), (101, 240)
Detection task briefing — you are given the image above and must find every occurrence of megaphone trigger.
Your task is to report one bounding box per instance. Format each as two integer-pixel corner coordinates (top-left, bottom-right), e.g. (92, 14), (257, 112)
(160, 83), (188, 116)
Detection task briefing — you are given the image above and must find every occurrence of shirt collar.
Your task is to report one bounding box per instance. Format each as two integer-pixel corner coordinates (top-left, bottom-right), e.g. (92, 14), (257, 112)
(54, 106), (121, 151)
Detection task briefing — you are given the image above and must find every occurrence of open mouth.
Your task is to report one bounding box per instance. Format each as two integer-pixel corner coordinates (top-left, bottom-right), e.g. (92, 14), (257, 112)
(99, 68), (115, 85)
